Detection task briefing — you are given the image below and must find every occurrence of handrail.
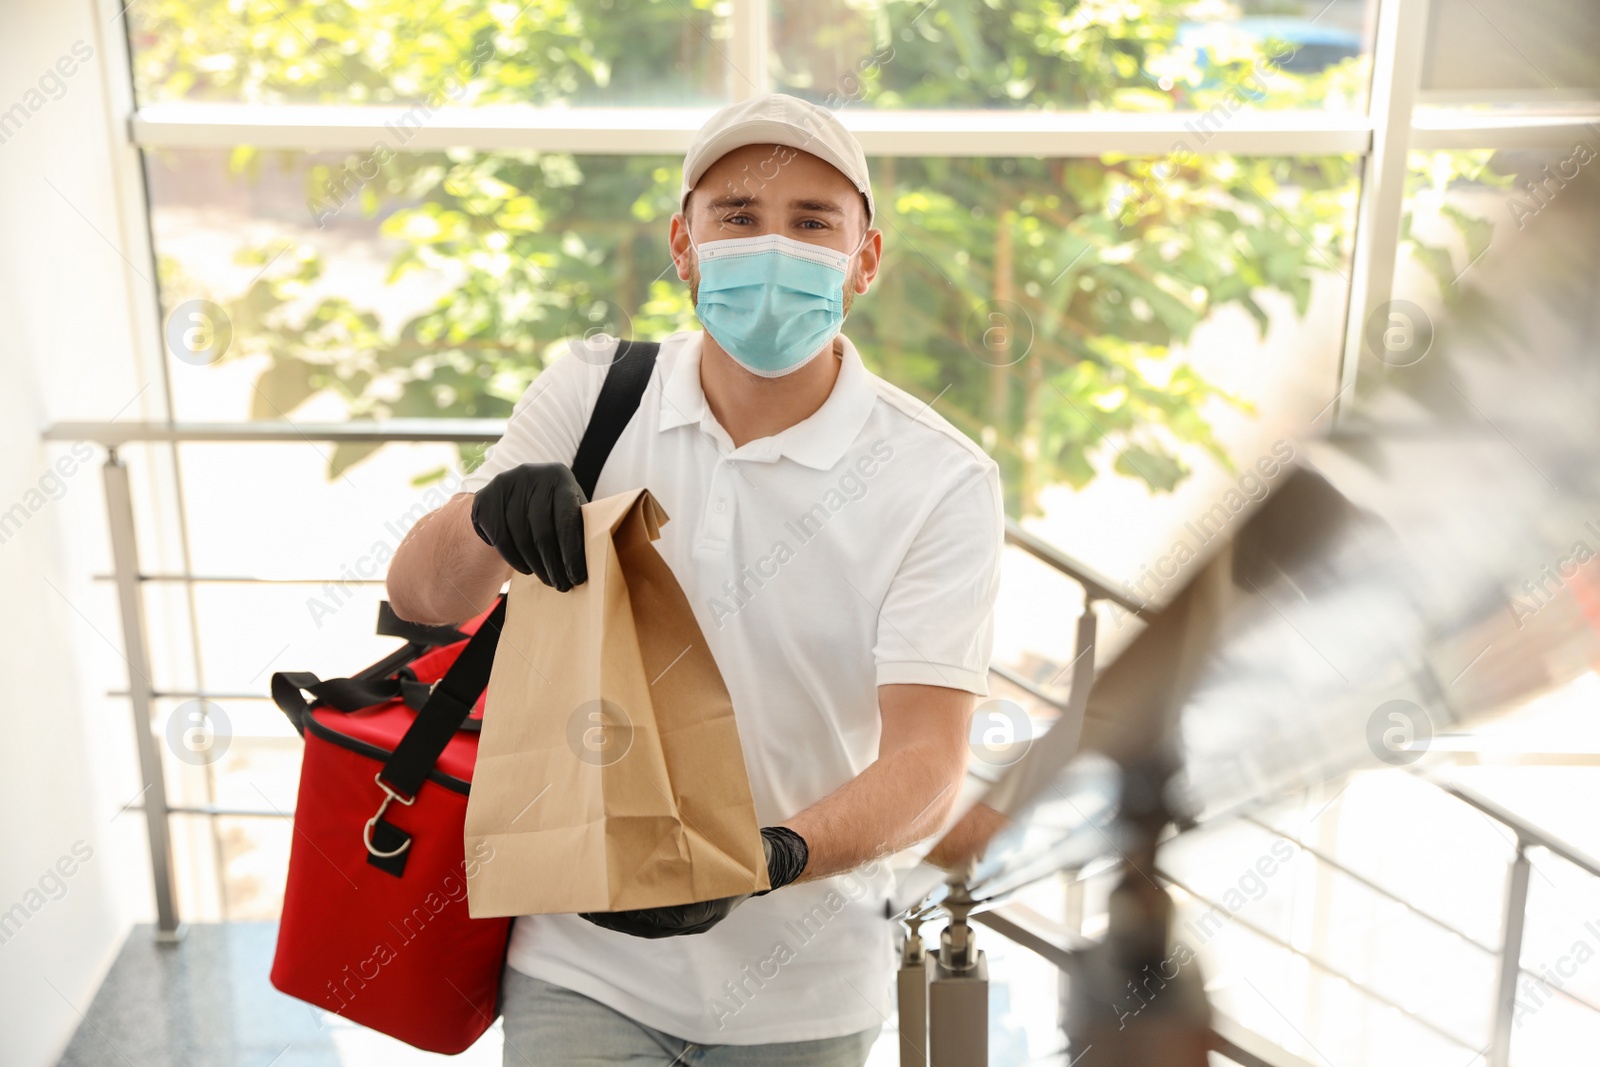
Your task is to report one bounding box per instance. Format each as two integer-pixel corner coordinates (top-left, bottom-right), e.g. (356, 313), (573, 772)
(971, 901), (1091, 971)
(43, 420), (1134, 602)
(41, 418), (506, 445)
(1002, 518), (1145, 613)
(1423, 776), (1600, 879)
(94, 572), (387, 585)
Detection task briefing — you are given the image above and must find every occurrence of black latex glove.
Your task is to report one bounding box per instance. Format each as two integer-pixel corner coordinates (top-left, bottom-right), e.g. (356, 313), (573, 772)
(470, 462), (588, 591)
(579, 826), (809, 939)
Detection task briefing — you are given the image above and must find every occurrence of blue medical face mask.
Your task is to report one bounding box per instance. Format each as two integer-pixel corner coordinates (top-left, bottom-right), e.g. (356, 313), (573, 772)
(690, 229), (863, 378)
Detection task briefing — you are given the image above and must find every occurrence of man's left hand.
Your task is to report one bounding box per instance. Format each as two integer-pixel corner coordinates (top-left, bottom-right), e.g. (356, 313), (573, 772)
(579, 826), (809, 939)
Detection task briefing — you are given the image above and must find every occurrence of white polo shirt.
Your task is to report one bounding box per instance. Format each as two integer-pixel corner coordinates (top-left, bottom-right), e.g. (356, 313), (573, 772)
(460, 329), (1003, 1045)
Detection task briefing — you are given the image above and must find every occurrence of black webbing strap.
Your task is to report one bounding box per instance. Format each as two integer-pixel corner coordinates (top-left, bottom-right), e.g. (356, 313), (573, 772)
(571, 339), (660, 499)
(376, 597), (507, 799)
(272, 669), (427, 720)
(271, 668), (459, 724)
(270, 671), (329, 728)
(375, 601), (471, 646)
(375, 339), (660, 801)
(271, 602), (474, 733)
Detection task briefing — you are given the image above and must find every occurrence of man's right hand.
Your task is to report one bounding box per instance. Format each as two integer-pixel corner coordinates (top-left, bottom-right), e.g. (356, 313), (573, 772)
(469, 463), (589, 592)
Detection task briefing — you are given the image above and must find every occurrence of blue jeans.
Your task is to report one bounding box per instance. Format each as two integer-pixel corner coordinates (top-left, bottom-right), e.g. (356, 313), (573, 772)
(499, 967), (881, 1066)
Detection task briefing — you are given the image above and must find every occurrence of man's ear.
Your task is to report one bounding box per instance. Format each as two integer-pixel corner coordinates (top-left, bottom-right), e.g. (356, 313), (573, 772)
(669, 212), (695, 281)
(854, 228), (884, 293)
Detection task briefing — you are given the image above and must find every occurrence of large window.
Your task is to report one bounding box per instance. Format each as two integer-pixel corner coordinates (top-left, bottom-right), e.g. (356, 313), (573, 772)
(107, 5), (1600, 1037)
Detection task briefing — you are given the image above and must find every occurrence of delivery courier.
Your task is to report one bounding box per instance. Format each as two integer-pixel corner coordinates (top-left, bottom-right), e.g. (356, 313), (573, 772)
(385, 92), (1005, 1067)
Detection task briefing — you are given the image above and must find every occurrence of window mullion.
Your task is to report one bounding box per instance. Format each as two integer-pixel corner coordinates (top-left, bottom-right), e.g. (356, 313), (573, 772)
(129, 103), (1372, 157)
(1337, 0), (1434, 427)
(728, 0), (770, 102)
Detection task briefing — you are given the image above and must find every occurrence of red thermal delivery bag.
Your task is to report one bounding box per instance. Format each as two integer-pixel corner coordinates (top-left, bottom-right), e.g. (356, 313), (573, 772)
(269, 600), (511, 1054)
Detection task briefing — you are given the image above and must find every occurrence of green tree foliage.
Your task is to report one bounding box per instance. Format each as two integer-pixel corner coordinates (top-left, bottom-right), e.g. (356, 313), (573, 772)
(135, 0), (1491, 512)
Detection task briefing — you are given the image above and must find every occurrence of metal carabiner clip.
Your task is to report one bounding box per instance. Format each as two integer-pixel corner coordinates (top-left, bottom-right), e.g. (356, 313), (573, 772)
(363, 772), (416, 858)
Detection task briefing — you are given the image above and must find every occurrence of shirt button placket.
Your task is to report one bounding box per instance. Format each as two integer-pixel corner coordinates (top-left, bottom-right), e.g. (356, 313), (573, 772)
(699, 457), (737, 552)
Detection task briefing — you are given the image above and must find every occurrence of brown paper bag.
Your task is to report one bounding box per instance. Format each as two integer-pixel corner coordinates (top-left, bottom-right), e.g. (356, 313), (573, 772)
(464, 488), (770, 918)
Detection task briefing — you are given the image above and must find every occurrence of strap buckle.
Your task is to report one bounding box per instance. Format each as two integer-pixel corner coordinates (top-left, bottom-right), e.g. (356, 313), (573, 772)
(363, 773), (416, 858)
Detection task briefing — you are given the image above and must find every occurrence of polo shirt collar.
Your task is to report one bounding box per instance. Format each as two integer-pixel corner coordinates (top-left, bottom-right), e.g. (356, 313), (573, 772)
(657, 330), (878, 471)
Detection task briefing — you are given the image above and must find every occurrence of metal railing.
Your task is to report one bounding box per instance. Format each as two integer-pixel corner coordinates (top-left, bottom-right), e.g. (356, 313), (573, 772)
(1426, 776), (1600, 1066)
(970, 773), (1600, 1067)
(44, 419), (1600, 1066)
(940, 771), (1600, 1062)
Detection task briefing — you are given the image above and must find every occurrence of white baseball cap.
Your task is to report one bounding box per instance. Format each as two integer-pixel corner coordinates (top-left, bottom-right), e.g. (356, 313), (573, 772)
(680, 93), (875, 225)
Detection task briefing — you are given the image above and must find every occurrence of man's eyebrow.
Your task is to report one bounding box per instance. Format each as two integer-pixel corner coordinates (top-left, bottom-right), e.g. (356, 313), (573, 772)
(704, 194), (847, 217)
(789, 198), (846, 217)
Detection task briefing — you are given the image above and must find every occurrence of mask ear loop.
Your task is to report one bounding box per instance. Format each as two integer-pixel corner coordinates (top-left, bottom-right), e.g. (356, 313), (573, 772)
(847, 217), (872, 260)
(683, 205), (736, 262)
(684, 215), (702, 263)
(837, 219), (873, 325)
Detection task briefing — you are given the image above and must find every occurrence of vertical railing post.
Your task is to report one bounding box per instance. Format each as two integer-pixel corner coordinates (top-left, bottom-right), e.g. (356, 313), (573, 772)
(928, 881), (988, 1067)
(898, 912), (932, 1067)
(103, 447), (184, 941)
(1489, 839), (1531, 1067)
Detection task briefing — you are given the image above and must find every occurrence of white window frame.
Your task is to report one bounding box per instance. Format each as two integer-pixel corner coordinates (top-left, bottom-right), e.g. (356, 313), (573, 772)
(110, 0), (1600, 425)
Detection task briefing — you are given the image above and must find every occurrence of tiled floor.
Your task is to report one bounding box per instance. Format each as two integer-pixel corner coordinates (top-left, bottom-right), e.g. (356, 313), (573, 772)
(56, 923), (503, 1067)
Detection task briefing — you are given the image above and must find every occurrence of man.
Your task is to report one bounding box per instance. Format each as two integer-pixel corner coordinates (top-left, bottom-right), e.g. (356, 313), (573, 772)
(386, 93), (1004, 1066)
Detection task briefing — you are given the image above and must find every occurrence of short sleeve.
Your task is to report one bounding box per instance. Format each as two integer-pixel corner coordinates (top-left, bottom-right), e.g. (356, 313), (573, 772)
(457, 338), (617, 495)
(873, 461), (1004, 696)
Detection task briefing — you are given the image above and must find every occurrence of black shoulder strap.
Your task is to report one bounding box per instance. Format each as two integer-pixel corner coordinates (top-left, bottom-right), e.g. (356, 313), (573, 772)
(377, 339), (660, 802)
(571, 338), (659, 498)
